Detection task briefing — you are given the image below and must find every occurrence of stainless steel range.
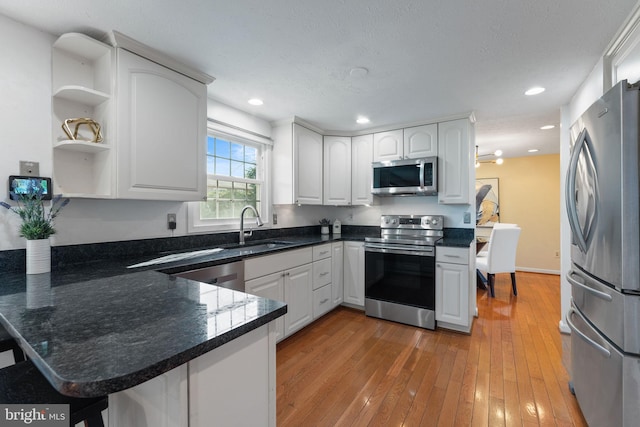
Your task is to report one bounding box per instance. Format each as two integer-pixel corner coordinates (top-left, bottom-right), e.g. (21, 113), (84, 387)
(364, 215), (443, 330)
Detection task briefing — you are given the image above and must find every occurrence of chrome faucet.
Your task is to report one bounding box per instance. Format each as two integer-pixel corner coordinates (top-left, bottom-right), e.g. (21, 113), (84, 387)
(239, 205), (264, 245)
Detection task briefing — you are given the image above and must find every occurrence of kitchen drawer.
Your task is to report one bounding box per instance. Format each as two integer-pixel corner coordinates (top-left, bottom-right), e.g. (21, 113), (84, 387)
(313, 284), (332, 319)
(313, 243), (332, 261)
(245, 247), (312, 280)
(312, 258), (332, 290)
(436, 246), (468, 265)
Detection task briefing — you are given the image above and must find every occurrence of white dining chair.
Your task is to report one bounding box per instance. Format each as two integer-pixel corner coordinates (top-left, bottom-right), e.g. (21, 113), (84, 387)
(475, 226), (521, 297)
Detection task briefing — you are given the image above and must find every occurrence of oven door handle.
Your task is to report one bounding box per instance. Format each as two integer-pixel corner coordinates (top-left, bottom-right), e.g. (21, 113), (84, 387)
(365, 245), (434, 257)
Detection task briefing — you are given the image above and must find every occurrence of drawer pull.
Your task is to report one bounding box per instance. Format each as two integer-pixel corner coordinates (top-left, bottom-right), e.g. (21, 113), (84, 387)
(320, 272), (329, 276)
(319, 251), (329, 256)
(320, 298), (329, 304)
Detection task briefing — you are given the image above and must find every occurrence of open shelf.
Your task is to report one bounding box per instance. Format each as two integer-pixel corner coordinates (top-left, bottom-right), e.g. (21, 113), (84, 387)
(53, 32), (111, 60)
(54, 140), (110, 153)
(53, 85), (110, 106)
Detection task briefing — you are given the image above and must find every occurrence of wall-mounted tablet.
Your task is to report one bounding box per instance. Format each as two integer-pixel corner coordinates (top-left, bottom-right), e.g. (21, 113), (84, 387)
(9, 175), (52, 200)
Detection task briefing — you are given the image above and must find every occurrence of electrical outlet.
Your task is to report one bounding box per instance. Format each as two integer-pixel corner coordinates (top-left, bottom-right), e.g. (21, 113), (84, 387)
(555, 250), (560, 258)
(272, 213), (278, 225)
(463, 212), (471, 224)
(167, 213), (177, 230)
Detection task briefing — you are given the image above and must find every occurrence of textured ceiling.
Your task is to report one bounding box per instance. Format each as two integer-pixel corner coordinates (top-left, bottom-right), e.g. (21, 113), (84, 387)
(0, 0), (637, 158)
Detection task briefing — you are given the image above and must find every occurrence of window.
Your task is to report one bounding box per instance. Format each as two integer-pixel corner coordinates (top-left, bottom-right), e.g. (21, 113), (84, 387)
(188, 130), (270, 232)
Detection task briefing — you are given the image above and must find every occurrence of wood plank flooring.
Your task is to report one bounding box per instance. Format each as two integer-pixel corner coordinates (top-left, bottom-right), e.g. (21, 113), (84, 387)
(276, 272), (587, 426)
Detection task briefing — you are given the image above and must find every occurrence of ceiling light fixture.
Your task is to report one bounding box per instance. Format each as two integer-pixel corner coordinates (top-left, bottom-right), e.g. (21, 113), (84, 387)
(525, 86), (545, 96)
(248, 98), (263, 106)
(476, 145), (504, 166)
(528, 148), (539, 153)
(540, 125), (555, 130)
(356, 116), (370, 124)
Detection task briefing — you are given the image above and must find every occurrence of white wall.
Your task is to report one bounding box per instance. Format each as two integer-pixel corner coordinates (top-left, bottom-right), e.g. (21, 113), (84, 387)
(0, 13), (472, 253)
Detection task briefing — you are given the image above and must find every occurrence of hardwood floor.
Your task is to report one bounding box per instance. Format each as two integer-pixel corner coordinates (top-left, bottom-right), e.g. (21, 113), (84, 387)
(276, 272), (587, 426)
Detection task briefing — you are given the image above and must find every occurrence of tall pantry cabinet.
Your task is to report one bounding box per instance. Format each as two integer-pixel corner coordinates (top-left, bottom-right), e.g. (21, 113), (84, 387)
(51, 32), (213, 201)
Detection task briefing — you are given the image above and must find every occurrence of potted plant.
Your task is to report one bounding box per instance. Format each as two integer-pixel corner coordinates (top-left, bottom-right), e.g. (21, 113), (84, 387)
(319, 218), (331, 235)
(1, 188), (69, 274)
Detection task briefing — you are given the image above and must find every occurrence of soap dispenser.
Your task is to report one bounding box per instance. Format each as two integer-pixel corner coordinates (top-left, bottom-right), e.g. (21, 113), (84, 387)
(332, 220), (341, 235)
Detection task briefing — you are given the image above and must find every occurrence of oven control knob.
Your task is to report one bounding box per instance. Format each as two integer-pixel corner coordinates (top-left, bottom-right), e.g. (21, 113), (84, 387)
(391, 218), (398, 225)
(431, 218), (439, 226)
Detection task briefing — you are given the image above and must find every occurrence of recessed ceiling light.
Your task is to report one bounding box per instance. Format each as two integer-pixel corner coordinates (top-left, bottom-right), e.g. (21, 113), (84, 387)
(349, 67), (369, 78)
(525, 86), (545, 96)
(248, 98), (263, 106)
(356, 116), (370, 124)
(528, 148), (539, 153)
(494, 149), (503, 157)
(540, 125), (555, 130)
(496, 158), (504, 165)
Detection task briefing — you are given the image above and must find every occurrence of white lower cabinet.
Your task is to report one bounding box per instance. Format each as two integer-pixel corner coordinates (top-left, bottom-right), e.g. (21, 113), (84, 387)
(108, 323), (276, 427)
(245, 272), (285, 342)
(284, 264), (314, 335)
(435, 246), (474, 333)
(245, 247), (314, 340)
(343, 241), (365, 307)
(331, 242), (344, 307)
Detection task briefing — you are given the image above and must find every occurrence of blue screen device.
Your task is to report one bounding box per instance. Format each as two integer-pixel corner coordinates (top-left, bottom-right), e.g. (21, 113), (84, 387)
(9, 175), (52, 200)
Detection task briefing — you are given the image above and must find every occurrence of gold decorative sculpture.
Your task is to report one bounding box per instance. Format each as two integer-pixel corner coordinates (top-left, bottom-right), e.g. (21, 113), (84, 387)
(62, 118), (103, 143)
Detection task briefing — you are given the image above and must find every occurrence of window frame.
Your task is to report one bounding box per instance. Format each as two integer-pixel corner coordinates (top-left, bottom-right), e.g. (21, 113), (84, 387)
(187, 128), (271, 234)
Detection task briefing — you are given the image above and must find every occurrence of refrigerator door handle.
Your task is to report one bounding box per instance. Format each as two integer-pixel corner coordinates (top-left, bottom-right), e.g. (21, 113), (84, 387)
(565, 128), (589, 253)
(567, 307), (611, 358)
(567, 270), (613, 301)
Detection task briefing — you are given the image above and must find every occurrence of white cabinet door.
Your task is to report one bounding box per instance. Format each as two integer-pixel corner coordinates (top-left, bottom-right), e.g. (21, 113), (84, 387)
(404, 124), (438, 158)
(437, 118), (473, 205)
(284, 263), (314, 335)
(116, 49), (206, 201)
(323, 136), (352, 205)
(245, 272), (285, 342)
(373, 129), (403, 162)
(343, 241), (365, 307)
(294, 123), (323, 205)
(331, 242), (344, 307)
(351, 134), (373, 205)
(109, 365), (188, 427)
(435, 262), (469, 328)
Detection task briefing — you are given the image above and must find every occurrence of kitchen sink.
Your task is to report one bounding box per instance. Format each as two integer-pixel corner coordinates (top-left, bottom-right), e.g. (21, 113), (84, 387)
(232, 240), (294, 255)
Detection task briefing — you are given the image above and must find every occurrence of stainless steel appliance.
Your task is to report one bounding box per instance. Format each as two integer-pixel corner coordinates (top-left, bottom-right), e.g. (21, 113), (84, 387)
(172, 261), (245, 292)
(371, 157), (437, 196)
(565, 80), (640, 427)
(364, 215), (443, 329)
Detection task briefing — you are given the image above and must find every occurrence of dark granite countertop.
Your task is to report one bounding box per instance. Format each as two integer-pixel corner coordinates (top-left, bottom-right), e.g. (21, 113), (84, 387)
(0, 232), (373, 397)
(437, 236), (474, 247)
(0, 270), (286, 397)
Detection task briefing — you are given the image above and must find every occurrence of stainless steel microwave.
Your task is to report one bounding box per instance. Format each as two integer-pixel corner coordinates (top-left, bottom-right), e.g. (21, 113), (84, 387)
(371, 157), (438, 196)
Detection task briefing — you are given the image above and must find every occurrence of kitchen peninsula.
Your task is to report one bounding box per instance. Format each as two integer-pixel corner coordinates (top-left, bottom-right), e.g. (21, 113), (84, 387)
(0, 267), (286, 426)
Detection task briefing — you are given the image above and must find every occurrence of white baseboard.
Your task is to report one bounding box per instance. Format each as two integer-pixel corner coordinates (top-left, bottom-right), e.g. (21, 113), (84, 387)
(558, 319), (570, 334)
(517, 266), (561, 275)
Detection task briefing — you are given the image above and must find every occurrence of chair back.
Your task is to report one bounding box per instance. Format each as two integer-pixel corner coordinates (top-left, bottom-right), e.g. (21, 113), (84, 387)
(493, 223), (518, 228)
(485, 226), (521, 273)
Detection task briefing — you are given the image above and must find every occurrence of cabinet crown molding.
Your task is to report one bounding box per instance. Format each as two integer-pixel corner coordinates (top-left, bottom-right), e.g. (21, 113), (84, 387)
(108, 31), (215, 85)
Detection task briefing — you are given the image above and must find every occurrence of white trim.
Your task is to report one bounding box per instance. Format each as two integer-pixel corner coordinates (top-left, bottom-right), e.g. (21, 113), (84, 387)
(207, 119), (273, 146)
(559, 319), (570, 334)
(516, 267), (560, 275)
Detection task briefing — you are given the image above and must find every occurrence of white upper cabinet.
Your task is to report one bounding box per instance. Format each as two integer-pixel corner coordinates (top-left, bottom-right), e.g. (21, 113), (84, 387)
(351, 134), (373, 205)
(51, 32), (211, 201)
(403, 124), (438, 158)
(373, 129), (403, 162)
(438, 118), (474, 205)
(272, 121), (323, 205)
(116, 49), (207, 201)
(323, 136), (352, 205)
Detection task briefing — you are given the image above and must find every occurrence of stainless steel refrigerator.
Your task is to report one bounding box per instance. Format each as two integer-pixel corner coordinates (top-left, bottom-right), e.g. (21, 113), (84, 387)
(566, 80), (640, 427)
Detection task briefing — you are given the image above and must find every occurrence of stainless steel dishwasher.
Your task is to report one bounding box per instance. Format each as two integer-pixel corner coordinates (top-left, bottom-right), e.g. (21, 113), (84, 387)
(172, 261), (245, 292)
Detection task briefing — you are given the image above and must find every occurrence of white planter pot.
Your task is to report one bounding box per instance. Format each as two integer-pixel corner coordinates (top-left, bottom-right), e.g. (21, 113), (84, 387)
(321, 225), (330, 235)
(26, 239), (51, 274)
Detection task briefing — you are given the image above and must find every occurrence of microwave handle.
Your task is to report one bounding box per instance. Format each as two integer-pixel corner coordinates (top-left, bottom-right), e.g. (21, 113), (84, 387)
(419, 161), (425, 189)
